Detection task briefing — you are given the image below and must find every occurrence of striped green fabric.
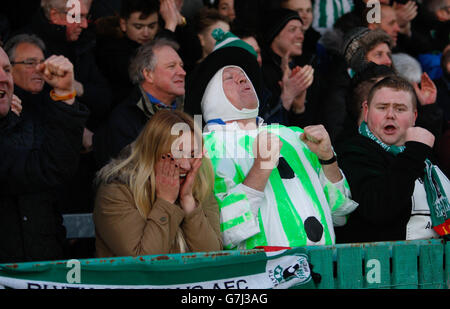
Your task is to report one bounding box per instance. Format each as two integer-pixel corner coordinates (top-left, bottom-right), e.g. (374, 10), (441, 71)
(204, 124), (357, 250)
(313, 0), (354, 31)
(276, 133), (332, 245)
(0, 247), (316, 289)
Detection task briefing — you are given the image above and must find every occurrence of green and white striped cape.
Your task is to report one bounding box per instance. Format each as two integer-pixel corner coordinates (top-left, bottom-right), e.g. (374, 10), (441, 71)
(203, 123), (358, 250)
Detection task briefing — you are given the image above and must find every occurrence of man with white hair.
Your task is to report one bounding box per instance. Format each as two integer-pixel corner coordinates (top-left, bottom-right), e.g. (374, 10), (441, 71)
(189, 33), (357, 249)
(20, 0), (112, 129)
(93, 37), (186, 168)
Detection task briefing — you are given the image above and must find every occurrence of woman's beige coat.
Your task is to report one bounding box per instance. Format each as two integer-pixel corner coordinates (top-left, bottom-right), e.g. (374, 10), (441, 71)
(93, 167), (222, 258)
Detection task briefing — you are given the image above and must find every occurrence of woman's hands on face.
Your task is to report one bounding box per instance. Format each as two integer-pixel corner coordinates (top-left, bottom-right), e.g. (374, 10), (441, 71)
(178, 156), (203, 214)
(154, 151), (204, 214)
(155, 153), (180, 204)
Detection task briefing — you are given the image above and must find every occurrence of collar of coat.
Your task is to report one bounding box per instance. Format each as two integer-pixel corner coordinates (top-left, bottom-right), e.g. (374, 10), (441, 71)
(136, 86), (184, 118)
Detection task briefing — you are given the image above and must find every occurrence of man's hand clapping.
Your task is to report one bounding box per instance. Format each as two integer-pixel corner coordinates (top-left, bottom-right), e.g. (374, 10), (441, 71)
(279, 52), (314, 113)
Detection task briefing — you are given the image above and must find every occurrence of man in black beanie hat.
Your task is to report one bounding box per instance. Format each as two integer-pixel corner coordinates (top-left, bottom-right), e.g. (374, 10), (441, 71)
(260, 8), (322, 128)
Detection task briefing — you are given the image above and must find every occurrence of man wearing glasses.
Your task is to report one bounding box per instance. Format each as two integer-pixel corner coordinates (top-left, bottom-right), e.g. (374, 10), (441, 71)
(6, 34), (46, 96)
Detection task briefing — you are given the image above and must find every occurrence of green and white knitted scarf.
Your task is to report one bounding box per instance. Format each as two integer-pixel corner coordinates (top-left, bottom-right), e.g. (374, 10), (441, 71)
(359, 121), (450, 236)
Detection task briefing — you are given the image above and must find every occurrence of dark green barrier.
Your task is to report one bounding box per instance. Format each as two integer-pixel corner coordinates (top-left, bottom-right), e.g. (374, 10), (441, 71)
(0, 239), (447, 289)
(305, 239), (448, 289)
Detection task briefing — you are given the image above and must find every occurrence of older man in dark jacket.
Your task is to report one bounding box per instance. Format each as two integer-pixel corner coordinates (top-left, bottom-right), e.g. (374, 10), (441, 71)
(16, 0), (113, 214)
(0, 46), (89, 263)
(19, 0), (111, 130)
(93, 37), (185, 169)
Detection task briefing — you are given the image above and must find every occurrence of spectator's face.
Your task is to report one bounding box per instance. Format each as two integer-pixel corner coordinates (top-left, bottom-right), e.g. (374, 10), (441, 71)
(222, 67), (258, 111)
(217, 0), (235, 22)
(379, 6), (400, 46)
(366, 43), (392, 67)
(0, 48), (14, 118)
(271, 19), (304, 58)
(50, 0), (91, 42)
(171, 132), (201, 186)
(0, 48), (13, 117)
(242, 36), (262, 67)
(436, 0), (450, 22)
(147, 46), (186, 99)
(198, 21), (230, 58)
(11, 43), (45, 94)
(364, 87), (417, 146)
(120, 12), (159, 45)
(281, 0), (313, 31)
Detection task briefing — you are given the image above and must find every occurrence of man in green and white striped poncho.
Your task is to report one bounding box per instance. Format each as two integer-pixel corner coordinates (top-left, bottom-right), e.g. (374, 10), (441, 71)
(200, 61), (358, 250)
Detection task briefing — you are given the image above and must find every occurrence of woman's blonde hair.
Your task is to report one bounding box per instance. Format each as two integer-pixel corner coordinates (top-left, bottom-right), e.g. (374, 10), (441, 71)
(96, 110), (214, 218)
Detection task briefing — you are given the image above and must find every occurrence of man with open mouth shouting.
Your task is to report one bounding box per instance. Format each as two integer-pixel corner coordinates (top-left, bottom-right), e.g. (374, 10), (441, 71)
(335, 75), (450, 243)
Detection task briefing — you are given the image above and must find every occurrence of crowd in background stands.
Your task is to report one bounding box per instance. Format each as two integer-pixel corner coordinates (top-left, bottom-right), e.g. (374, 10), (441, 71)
(0, 0), (449, 263)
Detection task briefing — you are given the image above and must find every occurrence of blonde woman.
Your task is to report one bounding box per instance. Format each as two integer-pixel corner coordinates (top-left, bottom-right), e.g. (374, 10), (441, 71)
(93, 110), (222, 257)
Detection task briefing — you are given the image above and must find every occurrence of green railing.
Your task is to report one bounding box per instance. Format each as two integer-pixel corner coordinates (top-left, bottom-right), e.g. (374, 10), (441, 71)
(12, 215), (446, 289)
(305, 239), (449, 289)
(61, 214), (449, 289)
(0, 238), (448, 289)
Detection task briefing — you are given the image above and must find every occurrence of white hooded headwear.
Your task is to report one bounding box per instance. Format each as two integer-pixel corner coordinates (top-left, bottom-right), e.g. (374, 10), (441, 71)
(201, 65), (259, 124)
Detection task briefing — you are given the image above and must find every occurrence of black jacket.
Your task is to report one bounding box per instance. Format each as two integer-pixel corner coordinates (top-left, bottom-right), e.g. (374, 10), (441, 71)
(335, 135), (435, 243)
(435, 75), (450, 125)
(320, 55), (352, 143)
(95, 35), (139, 108)
(0, 97), (89, 263)
(410, 9), (450, 54)
(21, 8), (112, 131)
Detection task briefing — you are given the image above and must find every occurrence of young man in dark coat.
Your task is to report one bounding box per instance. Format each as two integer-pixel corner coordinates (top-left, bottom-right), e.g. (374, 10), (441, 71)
(335, 76), (449, 243)
(95, 0), (160, 108)
(0, 46), (89, 263)
(260, 8), (320, 128)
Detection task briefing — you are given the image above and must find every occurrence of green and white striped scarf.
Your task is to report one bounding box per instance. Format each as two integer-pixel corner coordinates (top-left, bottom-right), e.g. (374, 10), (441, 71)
(359, 121), (450, 236)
